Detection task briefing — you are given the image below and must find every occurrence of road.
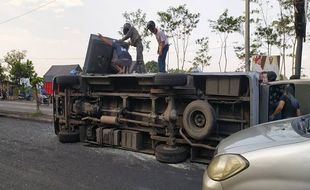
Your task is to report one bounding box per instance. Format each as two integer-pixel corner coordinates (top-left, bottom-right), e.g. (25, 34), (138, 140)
(0, 117), (205, 190)
(0, 100), (52, 116)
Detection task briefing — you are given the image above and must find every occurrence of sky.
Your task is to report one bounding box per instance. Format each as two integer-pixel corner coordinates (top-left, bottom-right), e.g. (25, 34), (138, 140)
(0, 0), (309, 78)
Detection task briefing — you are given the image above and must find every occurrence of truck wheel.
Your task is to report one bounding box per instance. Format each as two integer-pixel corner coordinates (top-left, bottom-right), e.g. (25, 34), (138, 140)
(55, 75), (80, 87)
(154, 73), (187, 86)
(155, 144), (188, 163)
(183, 100), (215, 140)
(58, 131), (80, 143)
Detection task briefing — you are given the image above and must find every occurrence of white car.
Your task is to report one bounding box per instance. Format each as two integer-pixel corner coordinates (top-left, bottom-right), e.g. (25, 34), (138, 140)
(202, 114), (310, 190)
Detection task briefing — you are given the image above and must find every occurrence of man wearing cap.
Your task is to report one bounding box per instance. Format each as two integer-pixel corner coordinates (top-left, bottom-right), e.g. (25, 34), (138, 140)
(119, 23), (145, 73)
(147, 20), (169, 73)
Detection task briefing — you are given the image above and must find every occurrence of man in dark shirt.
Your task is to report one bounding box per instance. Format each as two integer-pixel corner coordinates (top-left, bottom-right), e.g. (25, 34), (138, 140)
(119, 23), (145, 73)
(98, 33), (132, 73)
(270, 85), (301, 120)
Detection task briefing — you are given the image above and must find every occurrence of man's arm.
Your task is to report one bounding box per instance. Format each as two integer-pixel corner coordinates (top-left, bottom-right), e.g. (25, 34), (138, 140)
(98, 33), (113, 46)
(270, 100), (285, 120)
(158, 41), (165, 55)
(120, 27), (133, 42)
(296, 109), (301, 116)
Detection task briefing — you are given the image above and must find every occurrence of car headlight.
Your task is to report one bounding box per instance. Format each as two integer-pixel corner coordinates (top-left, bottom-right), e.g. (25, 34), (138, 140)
(207, 154), (249, 181)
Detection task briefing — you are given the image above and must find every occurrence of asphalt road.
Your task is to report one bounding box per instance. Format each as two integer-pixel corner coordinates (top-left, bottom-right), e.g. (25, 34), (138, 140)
(0, 117), (205, 190)
(0, 100), (52, 116)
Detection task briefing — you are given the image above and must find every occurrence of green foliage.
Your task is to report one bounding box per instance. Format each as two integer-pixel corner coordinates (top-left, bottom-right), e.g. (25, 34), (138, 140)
(234, 43), (262, 71)
(191, 37), (212, 71)
(234, 0), (298, 74)
(209, 10), (244, 34)
(4, 50), (38, 86)
(31, 111), (43, 117)
(0, 63), (7, 81)
(158, 4), (200, 70)
(122, 9), (151, 49)
(145, 60), (158, 73)
(4, 50), (26, 69)
(30, 74), (43, 88)
(167, 68), (187, 73)
(254, 25), (280, 54)
(9, 59), (35, 85)
(209, 9), (243, 72)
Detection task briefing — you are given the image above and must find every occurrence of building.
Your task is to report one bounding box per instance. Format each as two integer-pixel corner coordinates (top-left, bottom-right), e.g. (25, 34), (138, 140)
(43, 64), (82, 95)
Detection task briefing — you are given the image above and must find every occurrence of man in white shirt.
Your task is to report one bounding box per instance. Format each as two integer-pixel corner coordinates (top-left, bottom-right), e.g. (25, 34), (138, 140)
(147, 20), (169, 73)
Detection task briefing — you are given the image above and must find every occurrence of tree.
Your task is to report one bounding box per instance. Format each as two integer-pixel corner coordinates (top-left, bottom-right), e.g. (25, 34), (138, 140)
(3, 50), (42, 112)
(191, 37), (212, 71)
(145, 61), (158, 73)
(3, 50), (33, 84)
(4, 50), (26, 69)
(250, 0), (301, 78)
(234, 43), (262, 71)
(9, 59), (35, 85)
(209, 10), (243, 72)
(0, 63), (7, 82)
(250, 0), (280, 56)
(122, 9), (151, 50)
(273, 0), (295, 77)
(30, 74), (43, 113)
(254, 25), (280, 56)
(158, 4), (200, 71)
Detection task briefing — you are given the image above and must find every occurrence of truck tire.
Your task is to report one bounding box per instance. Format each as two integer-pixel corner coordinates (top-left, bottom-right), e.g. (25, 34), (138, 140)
(58, 131), (80, 143)
(182, 100), (215, 140)
(155, 144), (188, 163)
(154, 73), (187, 86)
(55, 75), (80, 87)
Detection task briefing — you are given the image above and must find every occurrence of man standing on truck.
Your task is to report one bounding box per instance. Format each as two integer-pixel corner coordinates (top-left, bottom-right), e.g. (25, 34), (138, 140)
(270, 85), (301, 120)
(119, 23), (145, 73)
(147, 20), (169, 73)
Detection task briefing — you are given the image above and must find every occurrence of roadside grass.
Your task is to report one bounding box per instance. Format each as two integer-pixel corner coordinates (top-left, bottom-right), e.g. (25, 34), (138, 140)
(31, 111), (44, 117)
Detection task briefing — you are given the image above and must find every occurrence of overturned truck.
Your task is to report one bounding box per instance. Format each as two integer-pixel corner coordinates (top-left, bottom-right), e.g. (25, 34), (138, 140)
(53, 34), (310, 164)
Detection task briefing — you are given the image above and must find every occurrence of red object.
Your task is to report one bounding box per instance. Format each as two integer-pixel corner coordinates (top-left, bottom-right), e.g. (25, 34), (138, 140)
(43, 82), (53, 95)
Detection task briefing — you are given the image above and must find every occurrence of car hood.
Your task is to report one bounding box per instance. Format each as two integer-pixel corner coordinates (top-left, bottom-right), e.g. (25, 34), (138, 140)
(217, 118), (309, 155)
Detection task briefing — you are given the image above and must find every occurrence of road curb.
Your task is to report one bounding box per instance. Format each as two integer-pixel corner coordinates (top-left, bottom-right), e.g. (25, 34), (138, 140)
(0, 111), (53, 123)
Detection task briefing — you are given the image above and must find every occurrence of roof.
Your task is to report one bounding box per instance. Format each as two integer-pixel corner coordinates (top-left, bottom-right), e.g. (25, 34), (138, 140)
(44, 64), (82, 82)
(269, 79), (310, 85)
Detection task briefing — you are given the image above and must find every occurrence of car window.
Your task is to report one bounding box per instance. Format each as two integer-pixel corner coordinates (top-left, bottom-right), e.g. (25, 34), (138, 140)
(292, 115), (310, 138)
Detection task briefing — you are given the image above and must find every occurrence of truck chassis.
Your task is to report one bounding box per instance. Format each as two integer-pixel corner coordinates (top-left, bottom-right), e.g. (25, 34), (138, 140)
(53, 73), (253, 164)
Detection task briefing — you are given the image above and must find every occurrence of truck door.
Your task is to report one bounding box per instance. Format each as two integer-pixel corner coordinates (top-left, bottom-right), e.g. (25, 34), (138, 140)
(294, 83), (310, 115)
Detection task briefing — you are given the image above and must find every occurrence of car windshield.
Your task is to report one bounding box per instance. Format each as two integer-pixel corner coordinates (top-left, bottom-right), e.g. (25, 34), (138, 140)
(292, 114), (310, 138)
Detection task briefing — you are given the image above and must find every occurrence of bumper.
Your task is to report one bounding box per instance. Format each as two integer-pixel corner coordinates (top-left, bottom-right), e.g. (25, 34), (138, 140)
(202, 170), (223, 190)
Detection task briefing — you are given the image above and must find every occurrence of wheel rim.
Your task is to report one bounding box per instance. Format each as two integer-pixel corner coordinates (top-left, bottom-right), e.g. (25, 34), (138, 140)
(190, 110), (206, 128)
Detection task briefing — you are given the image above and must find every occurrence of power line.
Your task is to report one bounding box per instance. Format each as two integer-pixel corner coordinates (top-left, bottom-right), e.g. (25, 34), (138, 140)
(31, 57), (84, 60)
(0, 0), (56, 25)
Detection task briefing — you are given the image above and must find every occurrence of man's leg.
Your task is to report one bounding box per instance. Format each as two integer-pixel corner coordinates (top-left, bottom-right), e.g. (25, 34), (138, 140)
(158, 45), (169, 73)
(136, 42), (145, 73)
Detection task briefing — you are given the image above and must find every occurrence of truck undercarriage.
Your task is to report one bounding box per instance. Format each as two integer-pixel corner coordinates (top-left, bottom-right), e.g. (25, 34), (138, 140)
(53, 72), (253, 164)
(53, 34), (310, 164)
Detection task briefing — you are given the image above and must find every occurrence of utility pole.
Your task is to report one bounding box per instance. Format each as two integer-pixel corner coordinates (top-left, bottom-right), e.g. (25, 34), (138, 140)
(245, 0), (250, 72)
(294, 0), (307, 79)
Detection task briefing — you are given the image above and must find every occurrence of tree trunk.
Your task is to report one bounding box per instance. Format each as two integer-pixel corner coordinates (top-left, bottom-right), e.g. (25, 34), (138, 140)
(292, 38), (297, 75)
(181, 35), (190, 71)
(224, 34), (228, 72)
(175, 38), (180, 70)
(218, 35), (224, 72)
(34, 87), (40, 113)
